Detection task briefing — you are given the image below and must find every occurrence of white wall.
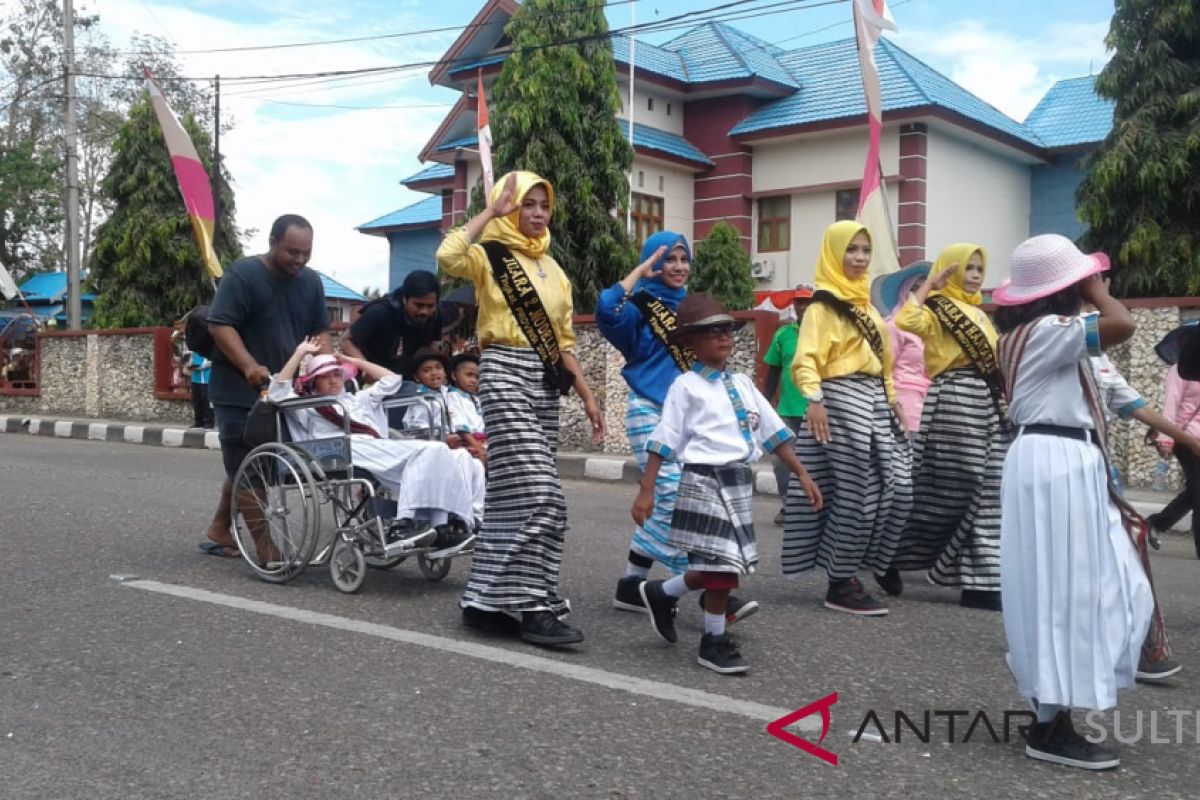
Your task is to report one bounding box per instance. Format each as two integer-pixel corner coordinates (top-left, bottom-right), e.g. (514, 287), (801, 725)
(617, 86), (684, 135)
(750, 129), (901, 291)
(630, 156), (694, 241)
(924, 127), (1031, 288)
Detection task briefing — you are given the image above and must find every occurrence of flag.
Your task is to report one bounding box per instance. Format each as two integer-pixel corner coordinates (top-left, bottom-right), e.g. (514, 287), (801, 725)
(476, 70), (495, 198)
(144, 68), (223, 279)
(0, 262), (20, 301)
(852, 0), (900, 278)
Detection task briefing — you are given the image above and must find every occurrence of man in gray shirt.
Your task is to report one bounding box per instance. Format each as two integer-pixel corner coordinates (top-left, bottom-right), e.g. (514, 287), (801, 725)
(199, 214), (331, 560)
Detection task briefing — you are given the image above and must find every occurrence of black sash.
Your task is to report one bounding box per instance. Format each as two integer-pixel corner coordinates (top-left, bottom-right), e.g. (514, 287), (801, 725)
(480, 241), (575, 396)
(811, 290), (885, 362)
(629, 291), (693, 373)
(925, 294), (1005, 412)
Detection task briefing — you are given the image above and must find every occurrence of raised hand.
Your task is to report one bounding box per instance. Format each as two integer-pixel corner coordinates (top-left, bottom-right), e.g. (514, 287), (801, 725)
(489, 173), (519, 218)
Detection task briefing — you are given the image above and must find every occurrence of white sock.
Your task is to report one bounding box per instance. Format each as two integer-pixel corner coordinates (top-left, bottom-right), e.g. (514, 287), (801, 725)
(1037, 703), (1064, 724)
(625, 562), (650, 580)
(662, 574), (689, 598)
(703, 611), (726, 636)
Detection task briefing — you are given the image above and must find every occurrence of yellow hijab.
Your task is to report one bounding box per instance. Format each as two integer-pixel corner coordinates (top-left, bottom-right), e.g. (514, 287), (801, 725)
(480, 170), (556, 258)
(815, 220), (872, 307)
(930, 243), (986, 306)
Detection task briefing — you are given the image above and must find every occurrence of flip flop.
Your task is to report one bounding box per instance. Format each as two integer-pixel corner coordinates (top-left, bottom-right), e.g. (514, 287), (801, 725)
(198, 540), (240, 559)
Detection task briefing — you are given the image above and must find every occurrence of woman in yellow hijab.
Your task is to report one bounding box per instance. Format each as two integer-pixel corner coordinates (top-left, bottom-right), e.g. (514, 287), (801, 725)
(783, 221), (913, 617)
(437, 170), (604, 647)
(890, 243), (1005, 611)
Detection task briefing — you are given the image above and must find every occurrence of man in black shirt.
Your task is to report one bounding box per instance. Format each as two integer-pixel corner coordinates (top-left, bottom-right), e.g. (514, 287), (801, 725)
(199, 214), (331, 560)
(342, 269), (443, 377)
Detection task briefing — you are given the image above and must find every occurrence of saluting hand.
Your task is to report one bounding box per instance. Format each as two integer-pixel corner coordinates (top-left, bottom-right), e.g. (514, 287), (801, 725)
(930, 264), (957, 290)
(489, 173), (519, 218)
(636, 246), (668, 280)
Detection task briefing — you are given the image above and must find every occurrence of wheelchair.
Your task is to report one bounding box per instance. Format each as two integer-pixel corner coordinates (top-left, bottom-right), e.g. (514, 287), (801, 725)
(228, 392), (474, 593)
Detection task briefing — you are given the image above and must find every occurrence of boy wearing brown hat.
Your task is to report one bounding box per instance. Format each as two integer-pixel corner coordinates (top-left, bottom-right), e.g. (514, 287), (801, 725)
(632, 293), (823, 674)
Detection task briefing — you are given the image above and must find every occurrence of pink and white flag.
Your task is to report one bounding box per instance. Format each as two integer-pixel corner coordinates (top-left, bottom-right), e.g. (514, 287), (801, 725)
(853, 0), (900, 277)
(477, 70), (495, 198)
(144, 68), (222, 279)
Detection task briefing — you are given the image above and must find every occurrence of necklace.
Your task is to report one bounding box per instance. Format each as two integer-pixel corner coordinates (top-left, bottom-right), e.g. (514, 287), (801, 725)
(534, 257), (547, 279)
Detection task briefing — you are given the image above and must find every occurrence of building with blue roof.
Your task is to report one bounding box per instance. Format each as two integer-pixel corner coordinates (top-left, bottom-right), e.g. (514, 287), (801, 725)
(0, 272), (95, 325)
(313, 271), (367, 323)
(360, 0), (1115, 291)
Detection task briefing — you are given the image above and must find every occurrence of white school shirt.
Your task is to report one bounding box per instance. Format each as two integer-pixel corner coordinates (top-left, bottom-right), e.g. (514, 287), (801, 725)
(1005, 313), (1102, 429)
(1089, 354), (1145, 424)
(267, 374), (403, 440)
(402, 386), (485, 434)
(646, 364), (793, 465)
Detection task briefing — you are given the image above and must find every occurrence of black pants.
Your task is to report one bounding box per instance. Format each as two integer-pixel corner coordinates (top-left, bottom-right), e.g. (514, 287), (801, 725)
(190, 382), (214, 429)
(1149, 447), (1200, 557)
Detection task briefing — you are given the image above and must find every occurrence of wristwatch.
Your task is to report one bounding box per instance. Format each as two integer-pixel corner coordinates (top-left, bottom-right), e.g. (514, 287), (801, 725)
(805, 389), (824, 403)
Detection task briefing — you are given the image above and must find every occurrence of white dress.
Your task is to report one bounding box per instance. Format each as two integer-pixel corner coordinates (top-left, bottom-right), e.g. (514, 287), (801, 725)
(268, 375), (484, 525)
(1000, 315), (1153, 710)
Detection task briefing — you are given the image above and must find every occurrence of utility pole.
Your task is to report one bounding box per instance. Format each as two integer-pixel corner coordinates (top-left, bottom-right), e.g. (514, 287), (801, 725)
(212, 74), (221, 253)
(626, 0), (636, 237)
(63, 0), (82, 330)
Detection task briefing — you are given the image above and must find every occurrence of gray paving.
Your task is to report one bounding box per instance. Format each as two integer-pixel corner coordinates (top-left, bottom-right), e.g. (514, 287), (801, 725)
(1, 435), (1197, 798)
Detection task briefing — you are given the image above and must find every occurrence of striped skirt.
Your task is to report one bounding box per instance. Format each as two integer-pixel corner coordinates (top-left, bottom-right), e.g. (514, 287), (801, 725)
(461, 346), (570, 617)
(670, 463), (757, 574)
(892, 369), (1007, 589)
(626, 391), (688, 574)
(782, 374), (912, 580)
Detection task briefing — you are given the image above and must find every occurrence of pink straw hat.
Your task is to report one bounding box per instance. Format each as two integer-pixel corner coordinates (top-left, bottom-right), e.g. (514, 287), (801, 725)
(295, 354), (356, 393)
(991, 234), (1110, 306)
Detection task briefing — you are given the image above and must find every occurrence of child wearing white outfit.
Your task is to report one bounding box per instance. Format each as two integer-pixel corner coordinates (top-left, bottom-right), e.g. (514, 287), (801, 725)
(993, 234), (1153, 771)
(271, 339), (483, 554)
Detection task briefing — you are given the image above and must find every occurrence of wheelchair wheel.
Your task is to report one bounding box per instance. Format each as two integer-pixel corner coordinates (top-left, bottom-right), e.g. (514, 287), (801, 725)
(231, 443), (320, 584)
(329, 538), (367, 594)
(417, 552), (452, 581)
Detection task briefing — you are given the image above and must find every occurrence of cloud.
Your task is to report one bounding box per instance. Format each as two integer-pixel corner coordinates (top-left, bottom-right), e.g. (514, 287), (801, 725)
(87, 0), (458, 293)
(893, 18), (1112, 120)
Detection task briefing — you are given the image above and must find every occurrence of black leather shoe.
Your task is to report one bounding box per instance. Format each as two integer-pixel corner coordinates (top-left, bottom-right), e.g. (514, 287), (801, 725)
(874, 568), (903, 597)
(961, 589), (1002, 611)
(462, 606), (520, 636)
(520, 610), (584, 646)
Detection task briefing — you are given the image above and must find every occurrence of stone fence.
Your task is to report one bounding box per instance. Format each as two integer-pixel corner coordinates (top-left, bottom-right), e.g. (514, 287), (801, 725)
(2, 301), (1197, 490)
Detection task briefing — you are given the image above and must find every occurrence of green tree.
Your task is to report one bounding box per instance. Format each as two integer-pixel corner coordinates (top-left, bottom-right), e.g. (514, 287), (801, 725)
(87, 96), (240, 328)
(489, 0), (636, 309)
(1076, 0), (1200, 296)
(689, 222), (756, 310)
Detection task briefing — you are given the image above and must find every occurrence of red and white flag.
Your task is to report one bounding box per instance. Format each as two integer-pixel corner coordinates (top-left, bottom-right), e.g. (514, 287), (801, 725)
(853, 0), (900, 277)
(477, 70), (495, 198)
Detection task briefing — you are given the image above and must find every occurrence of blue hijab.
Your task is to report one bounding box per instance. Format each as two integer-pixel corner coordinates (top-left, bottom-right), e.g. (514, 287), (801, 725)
(632, 231), (690, 310)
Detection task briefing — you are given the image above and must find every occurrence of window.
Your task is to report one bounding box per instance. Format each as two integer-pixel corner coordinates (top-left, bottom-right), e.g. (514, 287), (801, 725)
(326, 304), (344, 323)
(630, 192), (665, 244)
(835, 188), (860, 221)
(647, 97), (655, 111)
(757, 196), (790, 252)
(666, 103), (672, 116)
(658, 175), (664, 192)
(637, 170), (644, 188)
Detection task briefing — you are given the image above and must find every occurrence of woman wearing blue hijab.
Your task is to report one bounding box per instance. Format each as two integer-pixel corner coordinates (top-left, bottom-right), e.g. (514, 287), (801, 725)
(596, 231), (758, 624)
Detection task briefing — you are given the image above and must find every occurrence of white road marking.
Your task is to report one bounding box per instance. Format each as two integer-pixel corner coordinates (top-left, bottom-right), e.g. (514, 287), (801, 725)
(117, 577), (816, 731)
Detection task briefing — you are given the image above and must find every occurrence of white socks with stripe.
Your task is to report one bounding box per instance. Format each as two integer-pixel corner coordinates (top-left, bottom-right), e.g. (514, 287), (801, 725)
(662, 574), (689, 598)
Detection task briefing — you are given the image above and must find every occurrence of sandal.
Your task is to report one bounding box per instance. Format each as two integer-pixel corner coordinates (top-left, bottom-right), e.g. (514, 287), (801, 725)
(198, 540), (240, 559)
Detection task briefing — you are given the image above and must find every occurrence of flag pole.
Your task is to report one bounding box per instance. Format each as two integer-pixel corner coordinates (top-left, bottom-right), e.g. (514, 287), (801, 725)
(626, 0), (636, 235)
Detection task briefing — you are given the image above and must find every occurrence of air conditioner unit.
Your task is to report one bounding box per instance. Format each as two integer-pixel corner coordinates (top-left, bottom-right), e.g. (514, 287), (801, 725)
(751, 259), (774, 279)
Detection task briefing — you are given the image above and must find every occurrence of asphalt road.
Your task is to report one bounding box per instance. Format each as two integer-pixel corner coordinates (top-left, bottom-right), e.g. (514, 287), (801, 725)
(1, 435), (1198, 799)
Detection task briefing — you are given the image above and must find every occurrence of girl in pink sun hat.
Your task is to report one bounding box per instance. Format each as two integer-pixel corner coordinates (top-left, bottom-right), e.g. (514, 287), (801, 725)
(992, 234), (1154, 771)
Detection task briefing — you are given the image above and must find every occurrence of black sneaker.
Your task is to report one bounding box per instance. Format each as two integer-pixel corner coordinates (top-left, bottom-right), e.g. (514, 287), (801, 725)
(874, 568), (903, 597)
(1136, 656), (1182, 682)
(1024, 711), (1120, 770)
(697, 633), (749, 674)
(430, 525), (475, 557)
(461, 606), (520, 636)
(519, 610), (584, 646)
(960, 589), (1002, 611)
(613, 576), (648, 613)
(639, 580), (679, 644)
(384, 519), (437, 556)
(824, 577), (888, 616)
(698, 592), (760, 625)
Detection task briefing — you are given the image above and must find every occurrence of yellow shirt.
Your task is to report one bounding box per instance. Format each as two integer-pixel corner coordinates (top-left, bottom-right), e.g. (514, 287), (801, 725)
(895, 296), (997, 377)
(436, 227), (577, 352)
(791, 302), (896, 404)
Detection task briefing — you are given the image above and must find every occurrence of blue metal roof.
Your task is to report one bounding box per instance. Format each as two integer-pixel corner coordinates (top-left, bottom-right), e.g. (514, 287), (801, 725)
(436, 133), (480, 153)
(731, 38), (1042, 148)
(1023, 76), (1113, 149)
(658, 23), (798, 88)
(17, 271), (96, 303)
(616, 119), (713, 166)
(447, 53), (508, 78)
(400, 163), (454, 185)
(357, 195), (443, 233)
(316, 272), (367, 302)
(611, 36), (689, 83)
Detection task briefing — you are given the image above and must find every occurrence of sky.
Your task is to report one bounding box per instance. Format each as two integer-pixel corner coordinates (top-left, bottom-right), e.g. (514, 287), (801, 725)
(81, 0), (1116, 295)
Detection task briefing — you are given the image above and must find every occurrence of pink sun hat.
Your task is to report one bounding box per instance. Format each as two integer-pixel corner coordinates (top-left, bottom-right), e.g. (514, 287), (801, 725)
(991, 234), (1110, 306)
(295, 354), (357, 393)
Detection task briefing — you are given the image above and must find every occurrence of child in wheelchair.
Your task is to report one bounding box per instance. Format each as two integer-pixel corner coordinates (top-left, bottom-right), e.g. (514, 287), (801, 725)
(403, 347), (487, 466)
(270, 338), (482, 556)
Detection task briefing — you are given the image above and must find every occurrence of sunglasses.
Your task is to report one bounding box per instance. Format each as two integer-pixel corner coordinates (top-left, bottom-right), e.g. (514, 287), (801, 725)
(697, 325), (736, 340)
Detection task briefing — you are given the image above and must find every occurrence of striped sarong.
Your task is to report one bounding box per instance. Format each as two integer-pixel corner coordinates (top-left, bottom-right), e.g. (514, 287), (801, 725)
(461, 346), (570, 617)
(893, 369), (1007, 589)
(626, 391), (688, 574)
(782, 374), (912, 580)
(670, 463), (757, 574)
